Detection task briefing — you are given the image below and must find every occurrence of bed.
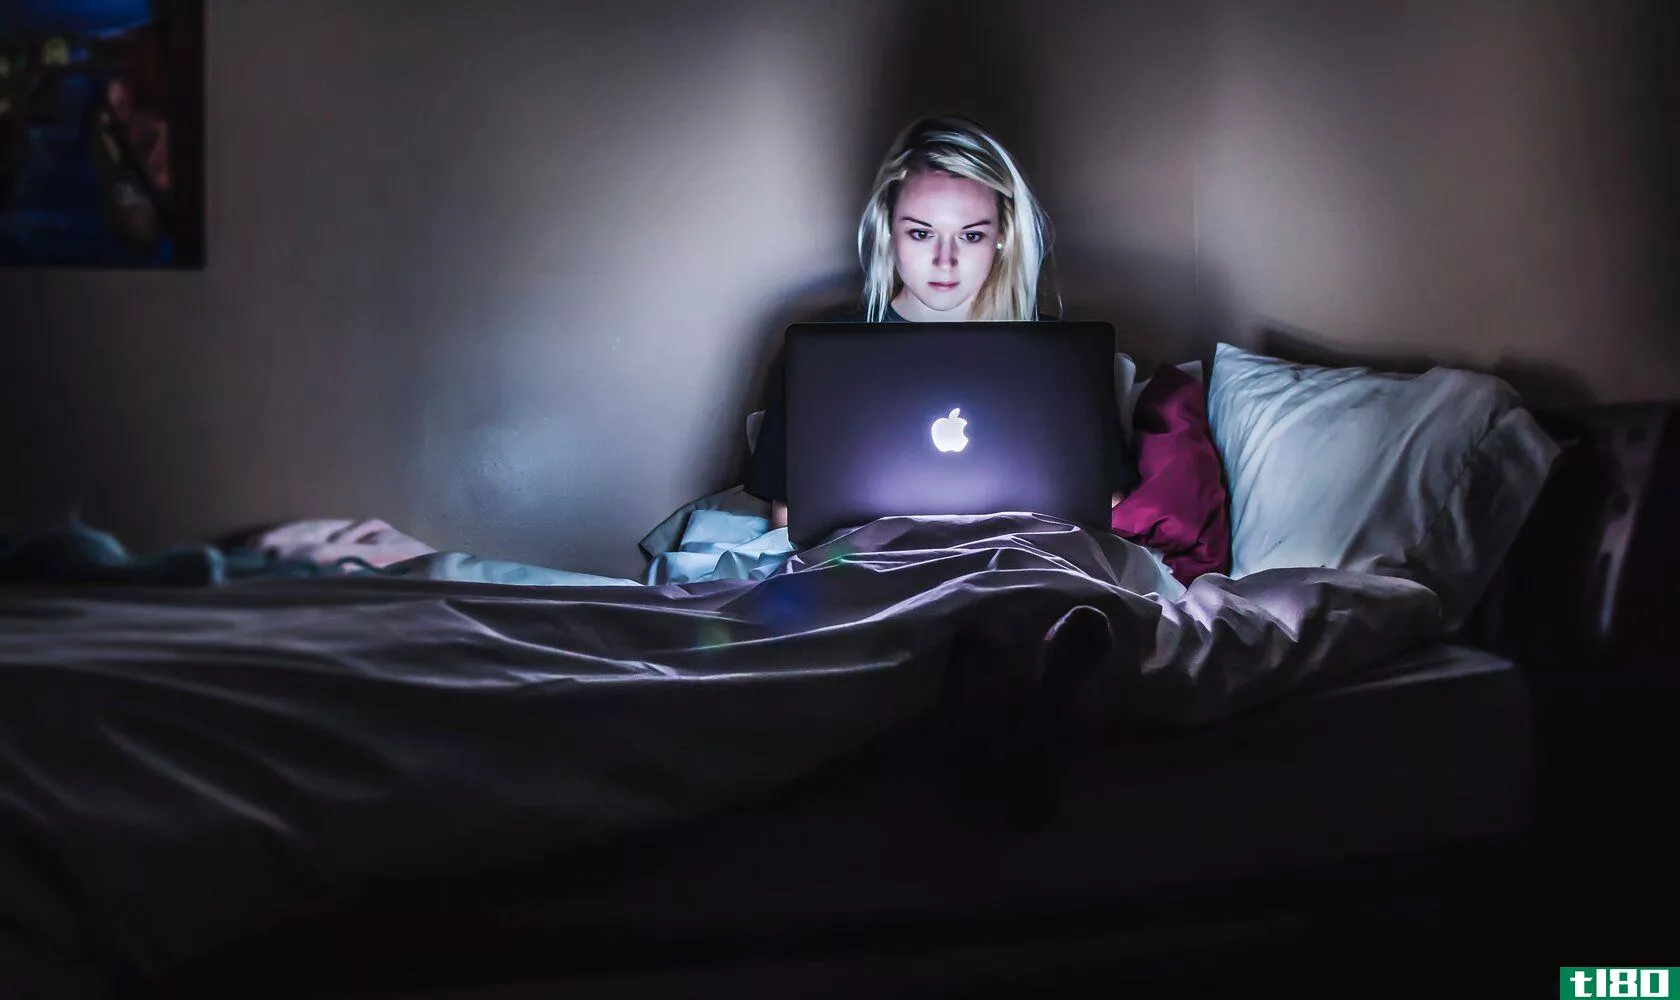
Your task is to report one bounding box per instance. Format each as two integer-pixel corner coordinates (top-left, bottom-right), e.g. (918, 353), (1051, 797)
(1, 347), (1671, 999)
(155, 646), (1535, 1000)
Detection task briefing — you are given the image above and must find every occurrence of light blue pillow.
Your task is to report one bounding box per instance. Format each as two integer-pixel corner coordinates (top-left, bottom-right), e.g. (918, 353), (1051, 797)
(1206, 343), (1559, 629)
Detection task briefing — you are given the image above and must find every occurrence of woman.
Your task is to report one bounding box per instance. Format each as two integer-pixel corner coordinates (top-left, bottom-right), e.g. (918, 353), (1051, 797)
(747, 116), (1140, 529)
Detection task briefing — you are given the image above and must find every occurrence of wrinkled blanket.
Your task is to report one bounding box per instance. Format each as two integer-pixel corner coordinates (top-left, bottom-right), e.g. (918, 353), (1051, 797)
(234, 486), (1181, 591)
(0, 513), (1443, 998)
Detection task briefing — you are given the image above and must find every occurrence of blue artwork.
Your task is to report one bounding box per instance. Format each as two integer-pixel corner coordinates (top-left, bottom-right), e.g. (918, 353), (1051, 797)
(0, 0), (203, 267)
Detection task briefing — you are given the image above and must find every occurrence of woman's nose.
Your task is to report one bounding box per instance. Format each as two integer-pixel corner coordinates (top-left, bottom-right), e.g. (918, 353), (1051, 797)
(935, 237), (958, 268)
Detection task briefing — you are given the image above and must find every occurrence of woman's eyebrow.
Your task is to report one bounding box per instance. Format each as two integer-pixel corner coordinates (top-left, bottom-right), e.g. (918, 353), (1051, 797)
(898, 216), (995, 229)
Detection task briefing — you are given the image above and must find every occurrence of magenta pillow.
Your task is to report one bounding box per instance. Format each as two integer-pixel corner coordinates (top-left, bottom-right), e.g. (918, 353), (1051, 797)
(1110, 362), (1232, 586)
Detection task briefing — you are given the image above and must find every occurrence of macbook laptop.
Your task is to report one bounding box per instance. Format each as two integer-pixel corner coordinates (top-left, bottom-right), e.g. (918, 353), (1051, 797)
(783, 321), (1117, 547)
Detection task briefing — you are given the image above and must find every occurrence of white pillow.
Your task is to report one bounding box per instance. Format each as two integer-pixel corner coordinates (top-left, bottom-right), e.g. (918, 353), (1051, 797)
(1206, 343), (1559, 629)
(746, 410), (766, 453)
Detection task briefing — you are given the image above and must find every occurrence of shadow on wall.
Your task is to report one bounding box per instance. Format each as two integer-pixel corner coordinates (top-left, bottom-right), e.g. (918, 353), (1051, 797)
(726, 271), (865, 486)
(1258, 325), (1598, 410)
(1624, 0), (1680, 375)
(862, 0), (1037, 190)
(1060, 246), (1230, 372)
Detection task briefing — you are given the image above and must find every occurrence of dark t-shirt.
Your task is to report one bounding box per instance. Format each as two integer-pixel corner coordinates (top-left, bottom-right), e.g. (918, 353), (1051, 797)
(744, 306), (1142, 504)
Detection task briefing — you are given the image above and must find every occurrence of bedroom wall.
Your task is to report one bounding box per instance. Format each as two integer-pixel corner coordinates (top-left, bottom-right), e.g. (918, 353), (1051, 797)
(0, 0), (1207, 575)
(4, 0), (1675, 574)
(1193, 0), (1680, 404)
(0, 0), (904, 575)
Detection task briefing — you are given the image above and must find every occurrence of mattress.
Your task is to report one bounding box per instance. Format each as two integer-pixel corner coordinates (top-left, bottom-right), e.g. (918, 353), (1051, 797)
(195, 643), (1531, 997)
(516, 641), (1529, 916)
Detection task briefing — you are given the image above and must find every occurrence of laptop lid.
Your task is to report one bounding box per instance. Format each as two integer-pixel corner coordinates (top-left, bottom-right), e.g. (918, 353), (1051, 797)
(784, 321), (1116, 547)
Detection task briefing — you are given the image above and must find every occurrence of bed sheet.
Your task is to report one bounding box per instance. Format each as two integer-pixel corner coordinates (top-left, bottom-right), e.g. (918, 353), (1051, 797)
(0, 512), (1444, 998)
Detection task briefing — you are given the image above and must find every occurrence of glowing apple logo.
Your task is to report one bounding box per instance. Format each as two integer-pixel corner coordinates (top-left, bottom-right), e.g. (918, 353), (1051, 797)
(930, 408), (969, 453)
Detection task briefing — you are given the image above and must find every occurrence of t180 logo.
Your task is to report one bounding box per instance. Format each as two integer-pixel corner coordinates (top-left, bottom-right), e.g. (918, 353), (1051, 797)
(1562, 968), (1673, 998)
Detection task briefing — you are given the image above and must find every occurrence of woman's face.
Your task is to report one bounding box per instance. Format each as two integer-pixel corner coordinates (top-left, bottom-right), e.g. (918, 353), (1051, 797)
(890, 170), (1000, 321)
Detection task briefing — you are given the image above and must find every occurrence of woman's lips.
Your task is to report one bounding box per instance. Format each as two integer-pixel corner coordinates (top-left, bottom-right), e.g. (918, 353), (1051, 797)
(928, 281), (959, 291)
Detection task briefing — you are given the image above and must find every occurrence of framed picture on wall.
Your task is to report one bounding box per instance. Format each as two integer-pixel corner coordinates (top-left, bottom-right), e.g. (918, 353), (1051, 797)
(0, 0), (204, 268)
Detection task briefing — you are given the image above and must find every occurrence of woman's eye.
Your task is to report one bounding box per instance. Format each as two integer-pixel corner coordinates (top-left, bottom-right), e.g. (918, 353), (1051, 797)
(962, 232), (985, 243)
(908, 229), (930, 240)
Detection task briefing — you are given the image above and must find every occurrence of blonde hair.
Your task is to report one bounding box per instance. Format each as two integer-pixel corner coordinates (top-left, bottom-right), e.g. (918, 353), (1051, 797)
(856, 117), (1054, 322)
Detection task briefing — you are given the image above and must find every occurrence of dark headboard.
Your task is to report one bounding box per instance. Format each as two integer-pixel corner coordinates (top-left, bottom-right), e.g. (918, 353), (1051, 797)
(1472, 404), (1678, 676)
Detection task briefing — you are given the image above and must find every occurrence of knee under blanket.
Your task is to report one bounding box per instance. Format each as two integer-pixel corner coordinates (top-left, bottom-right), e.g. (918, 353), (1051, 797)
(0, 512), (1443, 998)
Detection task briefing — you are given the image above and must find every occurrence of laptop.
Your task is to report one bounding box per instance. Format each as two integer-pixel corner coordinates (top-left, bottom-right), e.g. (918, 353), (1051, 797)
(783, 321), (1117, 547)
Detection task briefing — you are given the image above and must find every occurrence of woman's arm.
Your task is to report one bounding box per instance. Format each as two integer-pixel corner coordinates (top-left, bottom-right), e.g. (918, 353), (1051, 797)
(745, 359), (789, 527)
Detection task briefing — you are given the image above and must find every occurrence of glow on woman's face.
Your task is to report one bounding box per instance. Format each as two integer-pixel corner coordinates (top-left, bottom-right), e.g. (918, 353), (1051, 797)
(890, 170), (1000, 321)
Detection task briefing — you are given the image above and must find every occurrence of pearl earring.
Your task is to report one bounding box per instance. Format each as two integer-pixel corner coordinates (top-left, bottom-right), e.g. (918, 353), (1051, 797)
(995, 242), (1004, 250)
